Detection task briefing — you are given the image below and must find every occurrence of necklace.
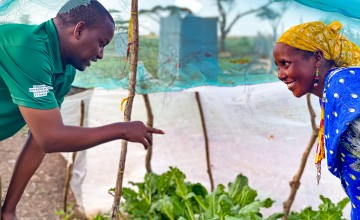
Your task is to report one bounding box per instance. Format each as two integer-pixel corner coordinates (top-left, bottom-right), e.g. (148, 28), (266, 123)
(314, 66), (342, 184)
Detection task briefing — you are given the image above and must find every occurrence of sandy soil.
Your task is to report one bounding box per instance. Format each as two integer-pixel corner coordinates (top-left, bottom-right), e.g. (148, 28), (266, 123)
(0, 87), (88, 220)
(0, 129), (80, 220)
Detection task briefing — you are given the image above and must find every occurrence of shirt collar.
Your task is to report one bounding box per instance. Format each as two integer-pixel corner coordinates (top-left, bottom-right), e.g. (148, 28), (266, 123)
(44, 19), (63, 74)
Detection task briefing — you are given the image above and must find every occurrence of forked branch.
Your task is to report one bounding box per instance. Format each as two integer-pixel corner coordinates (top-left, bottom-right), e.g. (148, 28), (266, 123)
(282, 94), (319, 219)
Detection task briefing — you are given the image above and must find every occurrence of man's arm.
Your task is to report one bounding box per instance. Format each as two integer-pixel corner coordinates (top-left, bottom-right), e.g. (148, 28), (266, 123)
(18, 106), (164, 153)
(1, 133), (46, 220)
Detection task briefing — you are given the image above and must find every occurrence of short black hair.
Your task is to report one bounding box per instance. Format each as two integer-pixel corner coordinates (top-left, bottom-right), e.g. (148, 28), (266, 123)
(56, 0), (114, 28)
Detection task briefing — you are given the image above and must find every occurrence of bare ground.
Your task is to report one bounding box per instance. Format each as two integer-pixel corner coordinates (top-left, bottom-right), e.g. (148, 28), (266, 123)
(0, 87), (90, 220)
(0, 129), (78, 220)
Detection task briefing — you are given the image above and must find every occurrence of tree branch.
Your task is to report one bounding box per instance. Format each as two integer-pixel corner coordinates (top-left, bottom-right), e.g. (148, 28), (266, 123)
(225, 0), (275, 35)
(282, 94), (319, 219)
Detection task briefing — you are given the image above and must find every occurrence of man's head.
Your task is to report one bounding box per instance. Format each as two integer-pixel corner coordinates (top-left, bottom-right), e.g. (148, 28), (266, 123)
(56, 0), (114, 28)
(54, 0), (115, 71)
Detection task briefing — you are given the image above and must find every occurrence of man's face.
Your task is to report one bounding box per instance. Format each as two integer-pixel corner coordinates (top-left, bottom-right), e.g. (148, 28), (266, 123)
(71, 17), (115, 71)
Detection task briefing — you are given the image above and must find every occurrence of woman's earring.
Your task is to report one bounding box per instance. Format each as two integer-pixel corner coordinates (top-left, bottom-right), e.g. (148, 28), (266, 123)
(314, 67), (319, 87)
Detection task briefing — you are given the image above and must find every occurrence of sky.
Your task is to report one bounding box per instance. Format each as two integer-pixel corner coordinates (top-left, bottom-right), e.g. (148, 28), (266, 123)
(108, 0), (322, 36)
(0, 0), (317, 36)
(2, 0), (360, 37)
(127, 0), (360, 36)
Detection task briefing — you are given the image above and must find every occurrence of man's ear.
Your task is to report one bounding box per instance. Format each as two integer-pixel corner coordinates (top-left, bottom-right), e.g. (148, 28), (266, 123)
(73, 21), (86, 40)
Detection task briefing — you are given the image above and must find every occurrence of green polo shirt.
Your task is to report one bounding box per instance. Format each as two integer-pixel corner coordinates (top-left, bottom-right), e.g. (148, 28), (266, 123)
(0, 19), (76, 141)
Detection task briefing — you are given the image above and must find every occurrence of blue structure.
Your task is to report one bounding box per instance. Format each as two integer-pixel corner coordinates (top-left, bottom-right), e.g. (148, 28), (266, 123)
(158, 14), (219, 86)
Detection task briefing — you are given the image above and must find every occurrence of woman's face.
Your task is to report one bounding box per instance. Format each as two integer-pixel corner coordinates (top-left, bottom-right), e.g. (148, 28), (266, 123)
(273, 43), (317, 98)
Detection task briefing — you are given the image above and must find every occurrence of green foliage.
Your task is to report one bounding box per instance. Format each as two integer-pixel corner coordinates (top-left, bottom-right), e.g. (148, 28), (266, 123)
(120, 167), (283, 220)
(139, 37), (159, 76)
(139, 5), (192, 17)
(75, 34), (278, 90)
(287, 195), (350, 220)
(59, 168), (350, 220)
(78, 36), (159, 81)
(92, 213), (111, 220)
(108, 8), (128, 32)
(55, 206), (75, 220)
(224, 37), (255, 57)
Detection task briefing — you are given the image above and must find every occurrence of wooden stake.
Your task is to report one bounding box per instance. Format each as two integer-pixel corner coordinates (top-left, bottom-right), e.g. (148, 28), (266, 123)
(282, 94), (319, 219)
(63, 100), (84, 212)
(143, 94), (154, 173)
(195, 92), (214, 191)
(111, 0), (139, 218)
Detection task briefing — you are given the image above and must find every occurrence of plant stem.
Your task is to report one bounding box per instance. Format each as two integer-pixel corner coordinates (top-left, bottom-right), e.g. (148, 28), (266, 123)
(185, 202), (196, 220)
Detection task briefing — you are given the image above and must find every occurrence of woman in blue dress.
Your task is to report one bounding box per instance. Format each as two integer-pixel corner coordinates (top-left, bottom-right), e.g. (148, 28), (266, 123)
(273, 20), (360, 219)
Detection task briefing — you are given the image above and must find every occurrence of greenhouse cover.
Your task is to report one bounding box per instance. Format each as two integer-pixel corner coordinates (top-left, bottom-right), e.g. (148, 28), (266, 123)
(0, 0), (359, 93)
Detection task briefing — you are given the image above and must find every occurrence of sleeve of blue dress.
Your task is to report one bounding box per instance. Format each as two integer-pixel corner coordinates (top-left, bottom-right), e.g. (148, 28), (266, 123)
(323, 67), (360, 219)
(323, 67), (360, 177)
(338, 117), (360, 219)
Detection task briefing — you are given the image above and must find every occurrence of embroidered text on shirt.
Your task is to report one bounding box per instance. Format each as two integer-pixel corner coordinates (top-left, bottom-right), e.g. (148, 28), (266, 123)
(29, 85), (53, 98)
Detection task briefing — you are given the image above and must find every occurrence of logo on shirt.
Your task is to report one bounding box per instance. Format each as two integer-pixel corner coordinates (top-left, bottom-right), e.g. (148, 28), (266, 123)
(29, 85), (53, 98)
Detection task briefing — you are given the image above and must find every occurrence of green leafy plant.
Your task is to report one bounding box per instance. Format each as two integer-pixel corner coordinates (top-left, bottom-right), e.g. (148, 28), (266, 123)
(55, 208), (74, 220)
(61, 167), (349, 220)
(287, 195), (350, 220)
(120, 167), (283, 220)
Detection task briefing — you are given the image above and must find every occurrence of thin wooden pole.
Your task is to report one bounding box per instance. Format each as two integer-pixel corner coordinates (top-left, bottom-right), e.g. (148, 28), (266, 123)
(0, 176), (2, 217)
(282, 94), (319, 219)
(111, 0), (139, 218)
(195, 92), (214, 191)
(63, 100), (84, 212)
(143, 94), (154, 173)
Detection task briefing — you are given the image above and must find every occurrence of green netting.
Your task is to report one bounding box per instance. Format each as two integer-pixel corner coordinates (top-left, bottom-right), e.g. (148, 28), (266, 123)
(294, 0), (360, 19)
(1, 0), (360, 93)
(0, 0), (13, 15)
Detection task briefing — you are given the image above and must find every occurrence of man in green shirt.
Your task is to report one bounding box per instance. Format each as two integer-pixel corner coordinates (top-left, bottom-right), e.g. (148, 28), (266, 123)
(0, 1), (164, 219)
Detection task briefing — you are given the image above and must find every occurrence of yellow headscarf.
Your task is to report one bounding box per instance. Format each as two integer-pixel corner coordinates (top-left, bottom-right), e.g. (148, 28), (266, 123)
(277, 21), (360, 67)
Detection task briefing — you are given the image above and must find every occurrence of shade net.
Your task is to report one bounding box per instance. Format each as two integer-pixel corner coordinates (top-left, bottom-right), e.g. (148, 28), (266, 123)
(1, 0), (360, 93)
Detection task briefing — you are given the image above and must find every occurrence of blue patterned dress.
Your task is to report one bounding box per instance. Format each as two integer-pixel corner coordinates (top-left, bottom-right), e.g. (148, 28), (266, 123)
(322, 67), (360, 219)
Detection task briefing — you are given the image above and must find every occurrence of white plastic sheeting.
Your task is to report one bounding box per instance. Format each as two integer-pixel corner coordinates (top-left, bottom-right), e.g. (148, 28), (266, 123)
(60, 82), (349, 218)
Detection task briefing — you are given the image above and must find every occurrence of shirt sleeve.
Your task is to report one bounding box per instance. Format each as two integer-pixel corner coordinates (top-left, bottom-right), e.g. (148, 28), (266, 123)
(0, 45), (59, 110)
